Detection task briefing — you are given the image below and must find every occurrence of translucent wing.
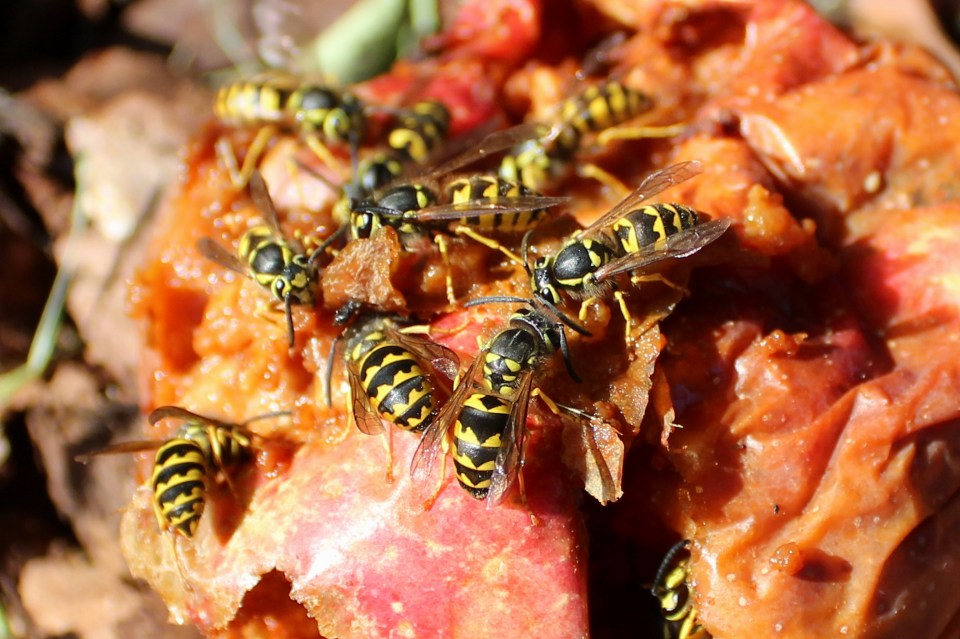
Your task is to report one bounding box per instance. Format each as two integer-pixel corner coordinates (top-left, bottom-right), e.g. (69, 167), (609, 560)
(148, 405), (234, 430)
(412, 195), (570, 223)
(591, 217), (731, 283)
(347, 361), (387, 436)
(485, 371), (534, 507)
(197, 237), (249, 275)
(418, 121), (547, 181)
(388, 327), (460, 383)
(75, 439), (163, 462)
(576, 161), (703, 239)
(248, 170), (284, 235)
(410, 352), (483, 489)
(577, 31), (628, 80)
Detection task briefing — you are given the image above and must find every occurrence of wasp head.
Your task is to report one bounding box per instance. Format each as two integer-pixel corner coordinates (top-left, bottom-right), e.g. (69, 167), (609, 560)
(530, 256), (561, 305)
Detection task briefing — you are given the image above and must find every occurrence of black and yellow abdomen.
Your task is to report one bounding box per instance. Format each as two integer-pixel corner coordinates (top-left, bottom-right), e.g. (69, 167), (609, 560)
(388, 100), (451, 164)
(215, 74), (296, 126)
(214, 73), (365, 144)
(613, 203), (700, 255)
(452, 393), (511, 499)
(150, 439), (208, 538)
(653, 540), (712, 639)
(561, 81), (651, 137)
(445, 175), (549, 233)
(358, 342), (437, 432)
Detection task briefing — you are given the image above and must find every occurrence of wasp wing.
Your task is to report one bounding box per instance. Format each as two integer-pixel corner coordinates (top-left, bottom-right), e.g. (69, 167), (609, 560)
(412, 195), (571, 223)
(388, 327), (460, 384)
(485, 372), (534, 507)
(197, 237), (249, 275)
(410, 353), (482, 490)
(591, 217), (731, 283)
(575, 161), (703, 240)
(417, 121), (548, 182)
(148, 405), (233, 430)
(346, 361), (387, 436)
(74, 439), (164, 462)
(248, 170), (285, 235)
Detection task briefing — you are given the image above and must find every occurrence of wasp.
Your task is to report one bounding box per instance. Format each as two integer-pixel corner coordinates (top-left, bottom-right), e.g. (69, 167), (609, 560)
(77, 406), (288, 538)
(410, 300), (595, 509)
(523, 160), (731, 336)
(385, 99), (452, 166)
(332, 100), (452, 226)
(652, 540), (712, 639)
(341, 314), (458, 436)
(214, 71), (368, 188)
(499, 80), (658, 191)
(346, 123), (572, 303)
(329, 312), (459, 479)
(76, 406), (288, 586)
(198, 171), (338, 348)
(497, 31), (687, 194)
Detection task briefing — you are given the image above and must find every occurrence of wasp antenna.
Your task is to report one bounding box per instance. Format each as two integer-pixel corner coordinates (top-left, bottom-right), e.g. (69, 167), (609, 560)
(308, 224), (347, 264)
(241, 410), (293, 426)
(463, 295), (530, 308)
(324, 334), (342, 408)
(294, 158), (334, 187)
(520, 230), (535, 275)
(556, 325), (582, 383)
(284, 295), (296, 349)
(539, 297), (592, 337)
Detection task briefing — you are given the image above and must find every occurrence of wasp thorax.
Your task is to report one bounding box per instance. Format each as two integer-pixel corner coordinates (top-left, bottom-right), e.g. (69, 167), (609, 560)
(251, 243), (287, 276)
(296, 87), (338, 115)
(377, 185), (434, 215)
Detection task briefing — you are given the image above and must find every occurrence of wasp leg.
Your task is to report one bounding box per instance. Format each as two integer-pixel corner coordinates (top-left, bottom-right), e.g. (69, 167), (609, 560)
(630, 272), (689, 295)
(422, 433), (452, 511)
(216, 125), (279, 190)
(331, 379), (356, 446)
(580, 293), (633, 339)
(515, 464), (540, 527)
(380, 427), (396, 484)
(167, 534), (195, 596)
(303, 133), (346, 177)
(595, 122), (687, 146)
(451, 225), (525, 266)
(433, 234), (459, 305)
(250, 300), (295, 346)
(207, 427), (242, 500)
(613, 290), (633, 340)
(577, 296), (603, 323)
(576, 163), (631, 198)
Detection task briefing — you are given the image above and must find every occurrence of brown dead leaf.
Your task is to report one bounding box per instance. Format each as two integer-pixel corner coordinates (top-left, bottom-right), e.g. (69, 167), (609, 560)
(20, 548), (201, 639)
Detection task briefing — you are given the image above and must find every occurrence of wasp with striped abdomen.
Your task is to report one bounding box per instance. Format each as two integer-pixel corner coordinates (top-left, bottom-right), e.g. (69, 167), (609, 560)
(77, 406), (289, 539)
(198, 171), (339, 348)
(409, 300), (604, 510)
(214, 71), (368, 188)
(652, 540), (712, 639)
(346, 123), (572, 303)
(522, 161), (731, 337)
(332, 99), (452, 226)
(498, 79), (663, 194)
(334, 313), (459, 480)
